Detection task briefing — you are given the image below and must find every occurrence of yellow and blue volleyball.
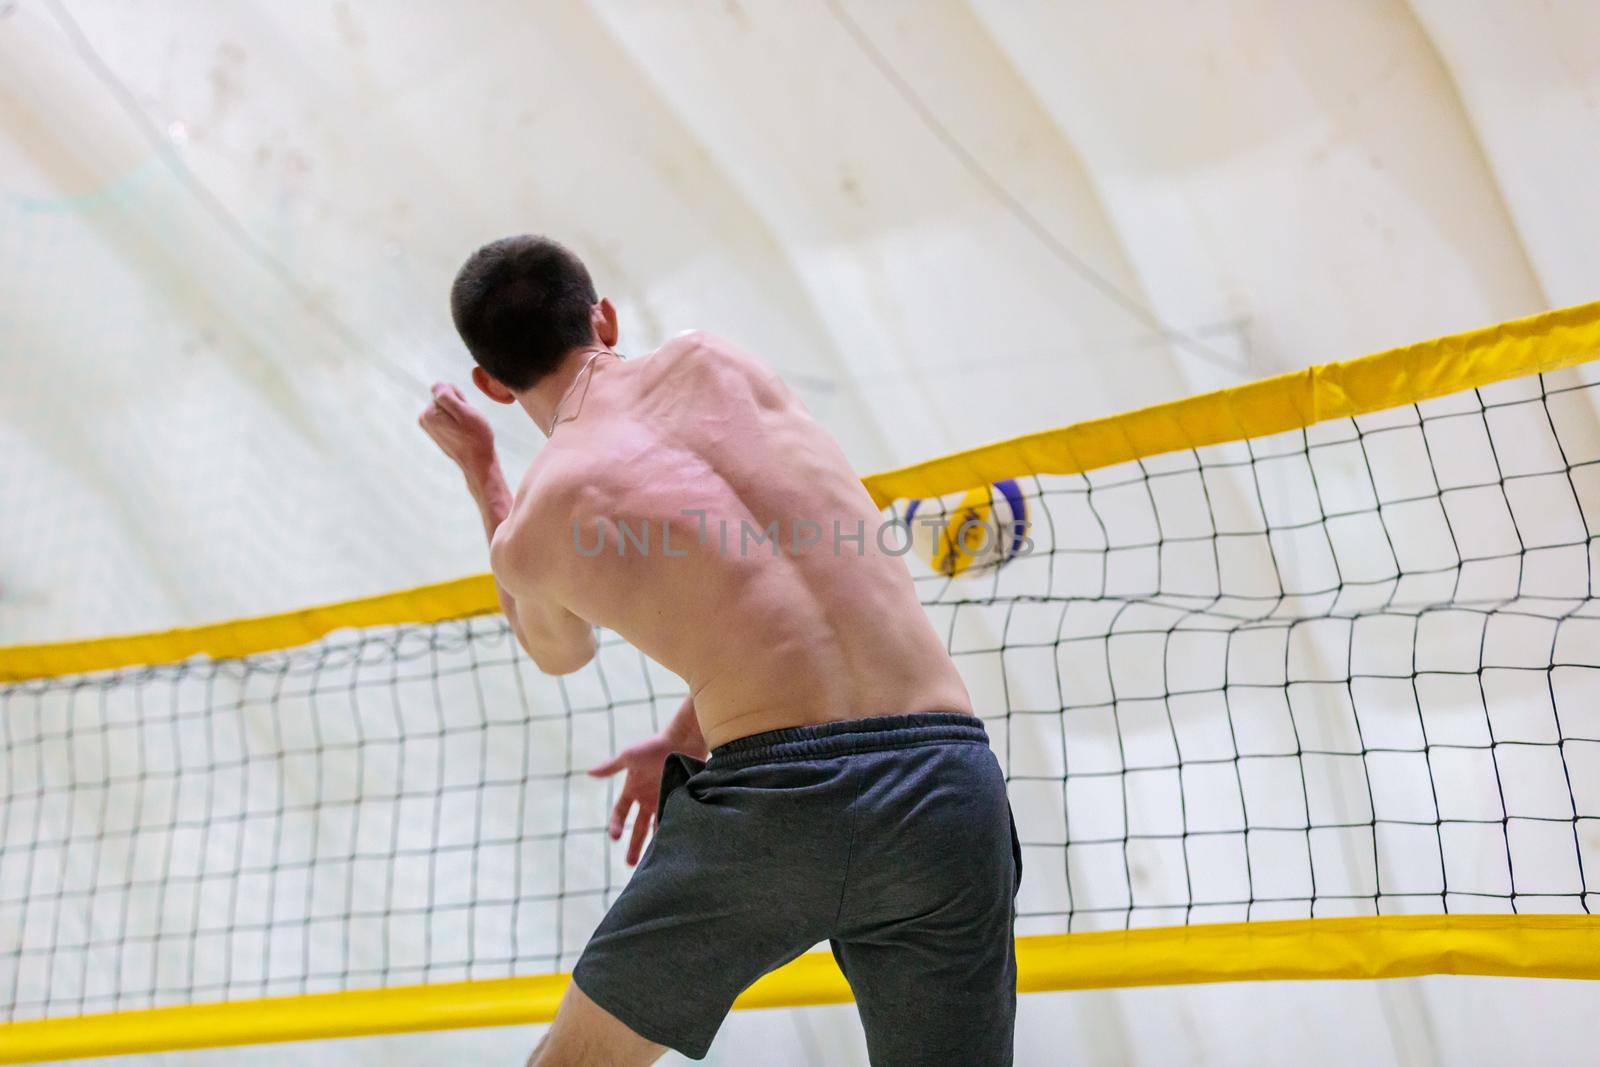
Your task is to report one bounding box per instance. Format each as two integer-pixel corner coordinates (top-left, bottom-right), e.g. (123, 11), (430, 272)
(902, 479), (1030, 577)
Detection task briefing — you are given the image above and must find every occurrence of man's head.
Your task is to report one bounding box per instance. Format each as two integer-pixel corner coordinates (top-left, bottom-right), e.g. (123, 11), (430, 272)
(450, 235), (616, 401)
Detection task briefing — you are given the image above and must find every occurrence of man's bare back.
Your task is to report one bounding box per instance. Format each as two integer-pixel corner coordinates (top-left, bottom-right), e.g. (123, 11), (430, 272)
(491, 331), (972, 749)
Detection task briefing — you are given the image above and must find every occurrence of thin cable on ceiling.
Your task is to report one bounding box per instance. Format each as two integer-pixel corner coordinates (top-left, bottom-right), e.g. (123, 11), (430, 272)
(824, 0), (1246, 374)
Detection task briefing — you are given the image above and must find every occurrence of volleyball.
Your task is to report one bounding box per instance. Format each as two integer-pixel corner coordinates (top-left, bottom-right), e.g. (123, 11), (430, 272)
(903, 479), (1030, 577)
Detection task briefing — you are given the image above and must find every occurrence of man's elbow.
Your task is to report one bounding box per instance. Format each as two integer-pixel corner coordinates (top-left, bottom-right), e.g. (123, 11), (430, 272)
(523, 632), (598, 676)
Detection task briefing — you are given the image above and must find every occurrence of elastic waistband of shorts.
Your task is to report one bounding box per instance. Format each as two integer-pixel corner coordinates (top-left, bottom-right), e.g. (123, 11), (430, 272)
(706, 712), (988, 770)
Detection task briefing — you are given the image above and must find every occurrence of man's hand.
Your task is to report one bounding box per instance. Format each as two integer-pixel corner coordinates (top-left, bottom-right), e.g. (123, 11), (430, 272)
(589, 733), (679, 866)
(418, 382), (496, 483)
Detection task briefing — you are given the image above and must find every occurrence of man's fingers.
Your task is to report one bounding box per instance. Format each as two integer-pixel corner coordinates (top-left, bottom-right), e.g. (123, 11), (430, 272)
(435, 385), (471, 415)
(589, 755), (623, 778)
(627, 809), (650, 866)
(418, 399), (449, 428)
(608, 794), (632, 840)
(426, 383), (468, 420)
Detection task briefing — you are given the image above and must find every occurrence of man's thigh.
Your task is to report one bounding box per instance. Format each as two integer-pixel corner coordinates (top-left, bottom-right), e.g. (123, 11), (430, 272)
(527, 981), (667, 1067)
(569, 754), (847, 1058)
(831, 740), (1021, 1065)
(831, 925), (1017, 1067)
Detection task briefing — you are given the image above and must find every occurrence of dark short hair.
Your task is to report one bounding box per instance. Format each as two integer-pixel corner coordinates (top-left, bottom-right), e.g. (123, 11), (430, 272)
(449, 235), (598, 390)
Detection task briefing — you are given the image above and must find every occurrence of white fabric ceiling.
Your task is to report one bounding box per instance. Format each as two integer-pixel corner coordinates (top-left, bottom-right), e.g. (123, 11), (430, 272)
(2, 2), (1597, 1064)
(5, 0), (1596, 645)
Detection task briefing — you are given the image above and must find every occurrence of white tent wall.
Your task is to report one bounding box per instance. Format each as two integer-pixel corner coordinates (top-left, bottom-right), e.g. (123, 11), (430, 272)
(2, 2), (1597, 1065)
(1410, 0), (1600, 308)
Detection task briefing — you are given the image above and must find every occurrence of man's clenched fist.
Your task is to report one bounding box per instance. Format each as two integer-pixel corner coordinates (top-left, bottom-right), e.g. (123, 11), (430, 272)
(418, 382), (496, 481)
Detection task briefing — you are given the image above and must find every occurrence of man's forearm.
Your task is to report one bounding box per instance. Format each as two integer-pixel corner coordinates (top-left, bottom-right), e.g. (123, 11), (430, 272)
(466, 461), (513, 543)
(663, 696), (708, 758)
(464, 461), (527, 633)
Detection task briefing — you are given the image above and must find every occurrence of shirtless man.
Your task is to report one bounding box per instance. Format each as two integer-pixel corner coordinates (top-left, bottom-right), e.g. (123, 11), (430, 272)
(419, 236), (1019, 1066)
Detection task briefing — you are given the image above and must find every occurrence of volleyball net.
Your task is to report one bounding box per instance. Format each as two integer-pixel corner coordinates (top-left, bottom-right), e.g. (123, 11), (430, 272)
(4, 304), (1600, 1062)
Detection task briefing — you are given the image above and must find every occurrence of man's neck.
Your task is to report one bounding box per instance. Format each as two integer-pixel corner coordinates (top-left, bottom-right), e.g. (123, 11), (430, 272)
(522, 345), (618, 436)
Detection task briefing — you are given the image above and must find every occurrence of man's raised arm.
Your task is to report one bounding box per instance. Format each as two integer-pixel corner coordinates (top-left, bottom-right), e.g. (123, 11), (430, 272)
(418, 382), (596, 674)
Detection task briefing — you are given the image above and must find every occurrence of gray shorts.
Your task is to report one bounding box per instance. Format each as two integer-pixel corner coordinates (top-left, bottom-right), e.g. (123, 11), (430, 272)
(571, 713), (1021, 1064)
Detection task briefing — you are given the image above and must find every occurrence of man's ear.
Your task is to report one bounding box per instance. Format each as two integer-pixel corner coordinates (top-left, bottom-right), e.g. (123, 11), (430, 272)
(472, 366), (517, 405)
(593, 298), (619, 347)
